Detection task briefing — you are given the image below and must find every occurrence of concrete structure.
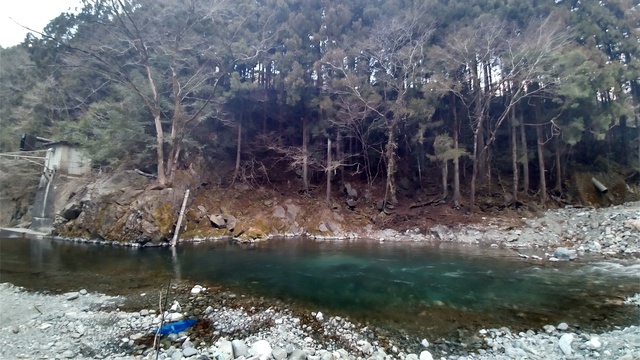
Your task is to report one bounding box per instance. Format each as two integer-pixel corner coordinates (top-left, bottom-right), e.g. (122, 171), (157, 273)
(43, 142), (91, 176)
(30, 142), (90, 232)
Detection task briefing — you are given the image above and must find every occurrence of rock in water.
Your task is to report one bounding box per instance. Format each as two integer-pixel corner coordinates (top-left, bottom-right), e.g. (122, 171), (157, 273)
(421, 339), (429, 348)
(558, 333), (573, 355)
(553, 247), (576, 260)
(419, 350), (433, 360)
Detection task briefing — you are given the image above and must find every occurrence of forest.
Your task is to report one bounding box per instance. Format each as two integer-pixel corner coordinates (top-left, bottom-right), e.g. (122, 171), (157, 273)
(1, 0), (639, 212)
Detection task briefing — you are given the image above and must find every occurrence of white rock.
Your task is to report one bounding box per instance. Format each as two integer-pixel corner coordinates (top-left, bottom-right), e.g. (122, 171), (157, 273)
(316, 311), (324, 321)
(559, 333), (573, 355)
(232, 339), (249, 358)
(165, 312), (184, 322)
(543, 325), (556, 333)
(586, 337), (601, 349)
(419, 350), (433, 360)
(250, 339), (273, 359)
(421, 338), (430, 348)
(557, 322), (569, 331)
(190, 285), (204, 295)
(170, 300), (181, 312)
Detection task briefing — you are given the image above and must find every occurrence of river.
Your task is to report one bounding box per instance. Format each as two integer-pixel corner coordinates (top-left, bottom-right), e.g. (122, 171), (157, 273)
(1, 236), (638, 340)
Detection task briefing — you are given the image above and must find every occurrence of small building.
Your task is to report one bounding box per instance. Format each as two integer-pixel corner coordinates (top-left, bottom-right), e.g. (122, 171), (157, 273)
(43, 141), (91, 176)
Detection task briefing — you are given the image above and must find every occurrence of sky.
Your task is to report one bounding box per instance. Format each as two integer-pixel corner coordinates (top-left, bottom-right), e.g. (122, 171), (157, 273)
(1, 0), (82, 48)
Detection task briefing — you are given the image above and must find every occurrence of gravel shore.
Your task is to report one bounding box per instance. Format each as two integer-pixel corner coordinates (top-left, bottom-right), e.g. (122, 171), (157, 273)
(2, 203), (640, 360)
(1, 281), (638, 360)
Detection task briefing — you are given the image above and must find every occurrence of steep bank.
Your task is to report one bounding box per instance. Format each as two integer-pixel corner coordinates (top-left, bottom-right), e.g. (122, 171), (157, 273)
(48, 170), (640, 259)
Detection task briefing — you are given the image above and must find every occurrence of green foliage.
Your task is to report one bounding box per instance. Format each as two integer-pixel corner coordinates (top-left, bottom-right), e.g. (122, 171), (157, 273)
(427, 134), (469, 163)
(2, 0), (637, 192)
(61, 92), (153, 167)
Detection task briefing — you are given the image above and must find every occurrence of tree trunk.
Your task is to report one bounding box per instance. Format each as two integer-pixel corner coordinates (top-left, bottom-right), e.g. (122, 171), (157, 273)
(231, 115), (242, 184)
(326, 137), (331, 204)
(441, 161), (448, 200)
(472, 61), (486, 187)
(385, 121), (398, 204)
(536, 124), (547, 208)
(337, 131), (344, 184)
(302, 115), (309, 192)
(636, 114), (640, 170)
(146, 62), (167, 187)
(511, 104), (519, 207)
(153, 112), (167, 186)
(452, 94), (461, 208)
(519, 112), (529, 193)
(620, 115), (628, 165)
(554, 135), (562, 194)
(168, 145), (181, 185)
(166, 64), (182, 186)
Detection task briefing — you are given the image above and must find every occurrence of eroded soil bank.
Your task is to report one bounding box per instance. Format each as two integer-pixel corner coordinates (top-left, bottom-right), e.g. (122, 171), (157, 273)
(46, 170), (640, 262)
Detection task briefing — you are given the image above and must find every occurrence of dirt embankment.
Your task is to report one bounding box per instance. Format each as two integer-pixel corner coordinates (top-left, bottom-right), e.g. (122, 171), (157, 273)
(29, 160), (636, 257)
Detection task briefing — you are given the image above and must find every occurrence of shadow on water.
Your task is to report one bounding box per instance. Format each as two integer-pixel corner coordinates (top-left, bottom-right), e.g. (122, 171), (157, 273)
(1, 237), (638, 339)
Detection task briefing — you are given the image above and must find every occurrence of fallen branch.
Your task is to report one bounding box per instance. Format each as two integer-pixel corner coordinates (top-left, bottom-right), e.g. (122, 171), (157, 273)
(409, 197), (438, 209)
(135, 169), (157, 178)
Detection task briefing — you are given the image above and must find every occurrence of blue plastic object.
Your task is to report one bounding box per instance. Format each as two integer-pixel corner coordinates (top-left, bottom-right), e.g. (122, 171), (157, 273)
(157, 319), (197, 335)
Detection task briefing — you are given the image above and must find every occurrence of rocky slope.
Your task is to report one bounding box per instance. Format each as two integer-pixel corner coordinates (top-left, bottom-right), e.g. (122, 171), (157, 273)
(54, 168), (640, 259)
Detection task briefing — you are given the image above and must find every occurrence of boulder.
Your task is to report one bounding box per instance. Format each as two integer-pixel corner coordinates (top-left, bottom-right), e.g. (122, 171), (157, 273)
(209, 214), (226, 228)
(272, 347), (287, 360)
(625, 219), (640, 231)
(289, 349), (307, 360)
(286, 203), (302, 221)
(558, 334), (573, 355)
(273, 205), (286, 219)
(344, 183), (358, 199)
(217, 339), (234, 359)
(553, 247), (576, 260)
(61, 203), (82, 221)
(346, 198), (357, 209)
(223, 214), (237, 231)
(318, 223), (329, 233)
(231, 340), (249, 358)
(249, 340), (272, 359)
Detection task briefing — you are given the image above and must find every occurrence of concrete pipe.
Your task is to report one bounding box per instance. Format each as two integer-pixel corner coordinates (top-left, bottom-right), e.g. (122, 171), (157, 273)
(591, 177), (608, 194)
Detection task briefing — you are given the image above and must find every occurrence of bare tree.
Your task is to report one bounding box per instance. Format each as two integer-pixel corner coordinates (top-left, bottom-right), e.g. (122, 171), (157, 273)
(323, 6), (433, 206)
(432, 14), (570, 210)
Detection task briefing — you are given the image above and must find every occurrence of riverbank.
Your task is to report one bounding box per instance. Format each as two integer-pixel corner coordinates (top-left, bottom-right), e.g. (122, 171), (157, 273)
(1, 282), (638, 360)
(49, 200), (640, 263)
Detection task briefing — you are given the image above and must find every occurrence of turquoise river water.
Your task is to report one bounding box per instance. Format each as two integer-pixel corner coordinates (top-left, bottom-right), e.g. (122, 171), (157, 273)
(1, 237), (638, 339)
